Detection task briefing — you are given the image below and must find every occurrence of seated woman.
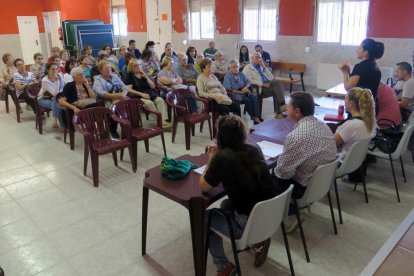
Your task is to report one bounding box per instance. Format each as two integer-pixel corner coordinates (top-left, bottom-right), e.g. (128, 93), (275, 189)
(78, 55), (91, 80)
(29, 53), (45, 81)
(158, 57), (198, 113)
(239, 45), (250, 71)
(47, 47), (60, 63)
(377, 83), (402, 129)
(197, 58), (241, 116)
(38, 63), (65, 128)
(200, 115), (275, 274)
(144, 41), (161, 63)
(13, 58), (37, 110)
(50, 55), (64, 74)
(335, 87), (376, 155)
(116, 45), (127, 63)
(124, 59), (170, 129)
(194, 53), (204, 73)
(212, 51), (229, 75)
(63, 59), (79, 83)
(186, 46), (197, 65)
(0, 54), (17, 91)
(58, 67), (96, 113)
(59, 50), (69, 73)
(176, 53), (198, 88)
(121, 52), (135, 78)
(141, 49), (160, 80)
(224, 60), (262, 124)
(102, 44), (118, 65)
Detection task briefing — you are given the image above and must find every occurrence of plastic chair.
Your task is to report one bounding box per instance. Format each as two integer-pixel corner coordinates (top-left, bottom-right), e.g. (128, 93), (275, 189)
(334, 139), (371, 224)
(112, 99), (167, 172)
(368, 124), (414, 202)
(207, 185), (295, 276)
(62, 108), (76, 150)
(73, 107), (135, 187)
(26, 83), (51, 134)
(167, 89), (212, 150)
(6, 79), (26, 122)
(294, 159), (339, 262)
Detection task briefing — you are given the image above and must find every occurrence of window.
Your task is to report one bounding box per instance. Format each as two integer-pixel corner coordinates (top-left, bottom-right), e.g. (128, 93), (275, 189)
(111, 0), (128, 36)
(188, 0), (215, 40)
(243, 0), (278, 41)
(316, 0), (369, 45)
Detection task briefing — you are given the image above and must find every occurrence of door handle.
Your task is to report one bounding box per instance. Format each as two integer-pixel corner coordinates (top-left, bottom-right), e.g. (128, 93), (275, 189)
(35, 40), (39, 46)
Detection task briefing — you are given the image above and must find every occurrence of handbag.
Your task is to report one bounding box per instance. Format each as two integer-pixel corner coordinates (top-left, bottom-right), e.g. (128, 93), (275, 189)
(72, 98), (97, 109)
(160, 157), (198, 180)
(208, 87), (232, 105)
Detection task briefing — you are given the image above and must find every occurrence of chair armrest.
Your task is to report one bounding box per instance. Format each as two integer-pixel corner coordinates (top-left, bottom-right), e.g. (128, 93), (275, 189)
(111, 114), (131, 128)
(72, 120), (93, 144)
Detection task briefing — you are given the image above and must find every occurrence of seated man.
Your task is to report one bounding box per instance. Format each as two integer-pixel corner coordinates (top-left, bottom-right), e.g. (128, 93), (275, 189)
(396, 62), (414, 121)
(160, 42), (178, 61)
(203, 41), (218, 61)
(377, 83), (402, 128)
(243, 52), (286, 118)
(223, 59), (262, 124)
(127, 39), (142, 59)
(13, 58), (37, 110)
(274, 92), (337, 231)
(255, 44), (272, 68)
(161, 46), (179, 71)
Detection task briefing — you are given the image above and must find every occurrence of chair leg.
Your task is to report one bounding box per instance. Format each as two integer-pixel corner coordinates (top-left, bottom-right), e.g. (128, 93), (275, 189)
(327, 191), (338, 235)
(161, 134), (167, 157)
(171, 120), (178, 143)
(91, 153), (99, 187)
(16, 103), (21, 123)
(411, 151), (414, 163)
(63, 127), (67, 143)
(5, 93), (9, 113)
(281, 222), (295, 276)
(199, 121), (204, 133)
(127, 146), (136, 173)
(131, 141), (138, 173)
(38, 112), (43, 134)
(226, 217), (242, 276)
(120, 149), (124, 161)
(361, 166), (368, 203)
(207, 119), (213, 140)
(294, 200), (310, 262)
(334, 178), (343, 224)
(353, 182), (357, 191)
(144, 139), (149, 153)
(112, 151), (118, 166)
(192, 125), (195, 136)
(389, 155), (400, 202)
(184, 123), (191, 150)
(400, 156), (406, 183)
(300, 73), (305, 91)
(83, 142), (89, 176)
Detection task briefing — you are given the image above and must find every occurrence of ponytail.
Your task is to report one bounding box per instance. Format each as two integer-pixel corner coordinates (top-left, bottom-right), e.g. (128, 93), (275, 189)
(348, 87), (375, 132)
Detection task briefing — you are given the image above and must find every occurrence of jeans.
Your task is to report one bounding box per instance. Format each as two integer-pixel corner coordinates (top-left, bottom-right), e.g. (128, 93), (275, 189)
(241, 93), (261, 118)
(206, 199), (248, 270)
(261, 80), (285, 113)
(37, 98), (64, 127)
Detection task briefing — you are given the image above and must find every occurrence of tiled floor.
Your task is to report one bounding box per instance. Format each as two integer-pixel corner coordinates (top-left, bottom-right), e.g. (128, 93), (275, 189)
(0, 90), (414, 276)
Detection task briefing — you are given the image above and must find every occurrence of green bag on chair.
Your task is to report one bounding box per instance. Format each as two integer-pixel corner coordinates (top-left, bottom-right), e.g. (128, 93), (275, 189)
(160, 157), (198, 180)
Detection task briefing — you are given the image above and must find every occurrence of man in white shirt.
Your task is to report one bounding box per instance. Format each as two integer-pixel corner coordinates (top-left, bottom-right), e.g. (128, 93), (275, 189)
(396, 62), (414, 120)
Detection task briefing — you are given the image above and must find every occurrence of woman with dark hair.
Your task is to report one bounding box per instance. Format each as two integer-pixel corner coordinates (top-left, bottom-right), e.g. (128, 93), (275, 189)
(200, 115), (275, 274)
(186, 46), (197, 65)
(63, 59), (79, 83)
(102, 44), (118, 65)
(339, 38), (384, 99)
(78, 55), (91, 79)
(144, 41), (160, 63)
(239, 45), (249, 71)
(141, 49), (160, 79)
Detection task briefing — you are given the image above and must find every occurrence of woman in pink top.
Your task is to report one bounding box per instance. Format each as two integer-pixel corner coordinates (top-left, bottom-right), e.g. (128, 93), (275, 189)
(376, 83), (402, 128)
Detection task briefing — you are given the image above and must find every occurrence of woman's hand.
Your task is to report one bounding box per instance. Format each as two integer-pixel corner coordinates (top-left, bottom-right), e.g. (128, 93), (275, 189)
(241, 86), (249, 93)
(73, 106), (81, 113)
(207, 143), (218, 160)
(339, 61), (351, 73)
(141, 93), (150, 100)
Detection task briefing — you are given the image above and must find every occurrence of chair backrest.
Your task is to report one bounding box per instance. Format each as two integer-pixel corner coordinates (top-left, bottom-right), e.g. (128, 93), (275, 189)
(112, 98), (144, 129)
(72, 107), (112, 142)
(336, 138), (371, 177)
(238, 185), (294, 248)
(26, 83), (41, 99)
(392, 124), (414, 159)
(166, 89), (192, 116)
(297, 159), (338, 207)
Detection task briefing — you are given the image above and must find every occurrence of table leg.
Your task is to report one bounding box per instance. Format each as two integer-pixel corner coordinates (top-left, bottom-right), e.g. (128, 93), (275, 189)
(142, 186), (149, 256)
(188, 198), (207, 276)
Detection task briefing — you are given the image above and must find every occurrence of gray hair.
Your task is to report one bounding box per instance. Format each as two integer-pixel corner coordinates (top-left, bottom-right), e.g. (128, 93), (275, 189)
(71, 67), (84, 77)
(178, 53), (188, 62)
(229, 59), (239, 66)
(215, 50), (224, 56)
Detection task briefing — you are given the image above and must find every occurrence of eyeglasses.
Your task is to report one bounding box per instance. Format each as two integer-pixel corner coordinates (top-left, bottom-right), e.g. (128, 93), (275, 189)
(36, 57), (43, 60)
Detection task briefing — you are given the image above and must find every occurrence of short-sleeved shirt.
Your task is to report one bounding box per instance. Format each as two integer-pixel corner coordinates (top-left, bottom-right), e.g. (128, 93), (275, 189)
(204, 144), (275, 216)
(336, 118), (374, 154)
(124, 73), (151, 94)
(176, 64), (199, 81)
(223, 72), (251, 91)
(402, 77), (414, 111)
(13, 71), (36, 98)
(261, 51), (272, 66)
(157, 69), (180, 86)
(93, 73), (127, 107)
(38, 75), (64, 99)
(203, 48), (217, 60)
(350, 59), (381, 98)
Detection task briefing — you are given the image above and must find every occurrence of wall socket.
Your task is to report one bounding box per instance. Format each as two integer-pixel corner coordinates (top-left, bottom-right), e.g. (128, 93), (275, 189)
(305, 46), (311, 53)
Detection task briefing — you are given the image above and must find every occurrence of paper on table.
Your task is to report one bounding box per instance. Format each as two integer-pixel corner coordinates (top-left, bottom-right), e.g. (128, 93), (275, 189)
(194, 165), (207, 174)
(257, 140), (284, 158)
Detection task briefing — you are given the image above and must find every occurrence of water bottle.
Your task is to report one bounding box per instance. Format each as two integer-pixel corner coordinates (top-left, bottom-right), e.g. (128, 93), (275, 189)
(338, 104), (344, 115)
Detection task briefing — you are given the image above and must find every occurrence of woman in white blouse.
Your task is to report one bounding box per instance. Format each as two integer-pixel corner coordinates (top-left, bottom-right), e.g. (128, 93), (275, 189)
(38, 63), (65, 128)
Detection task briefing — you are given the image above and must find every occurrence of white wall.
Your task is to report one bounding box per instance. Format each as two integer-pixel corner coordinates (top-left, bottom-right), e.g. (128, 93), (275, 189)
(0, 34), (48, 64)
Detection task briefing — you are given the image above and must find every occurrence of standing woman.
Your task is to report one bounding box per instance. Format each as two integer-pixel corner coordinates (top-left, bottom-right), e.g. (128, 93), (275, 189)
(239, 45), (250, 71)
(339, 38), (384, 100)
(38, 63), (65, 128)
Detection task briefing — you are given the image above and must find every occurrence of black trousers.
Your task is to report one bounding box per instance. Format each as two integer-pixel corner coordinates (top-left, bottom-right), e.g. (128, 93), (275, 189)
(273, 176), (307, 200)
(18, 91), (35, 110)
(212, 101), (241, 116)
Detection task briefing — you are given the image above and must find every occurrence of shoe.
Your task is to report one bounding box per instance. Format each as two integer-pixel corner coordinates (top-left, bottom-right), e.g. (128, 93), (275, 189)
(280, 104), (288, 113)
(216, 262), (236, 276)
(254, 238), (271, 267)
(284, 214), (305, 234)
(274, 113), (283, 119)
(259, 117), (264, 122)
(51, 117), (58, 128)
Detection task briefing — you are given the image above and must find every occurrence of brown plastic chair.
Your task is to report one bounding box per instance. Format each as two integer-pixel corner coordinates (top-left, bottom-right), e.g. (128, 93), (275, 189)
(6, 79), (26, 122)
(167, 89), (212, 150)
(112, 99), (167, 172)
(73, 107), (135, 187)
(26, 83), (51, 134)
(62, 108), (76, 150)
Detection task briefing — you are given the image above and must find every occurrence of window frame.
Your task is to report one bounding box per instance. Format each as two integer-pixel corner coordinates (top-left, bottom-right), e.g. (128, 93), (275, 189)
(187, 0), (216, 41)
(111, 3), (128, 37)
(241, 0), (279, 42)
(313, 0), (370, 46)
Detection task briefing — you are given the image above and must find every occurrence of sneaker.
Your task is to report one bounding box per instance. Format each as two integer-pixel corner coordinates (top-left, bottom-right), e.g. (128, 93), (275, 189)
(284, 214), (305, 234)
(280, 104), (288, 113)
(216, 262), (236, 276)
(51, 117), (59, 128)
(275, 113), (283, 119)
(254, 238), (271, 267)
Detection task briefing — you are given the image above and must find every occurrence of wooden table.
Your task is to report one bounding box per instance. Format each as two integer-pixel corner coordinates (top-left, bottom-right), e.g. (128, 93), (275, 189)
(142, 154), (226, 276)
(326, 83), (347, 98)
(360, 208), (414, 275)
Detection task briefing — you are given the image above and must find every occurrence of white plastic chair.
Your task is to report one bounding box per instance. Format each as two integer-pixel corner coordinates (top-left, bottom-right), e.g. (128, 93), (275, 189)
(334, 139), (371, 224)
(207, 185), (295, 276)
(294, 159), (339, 262)
(368, 124), (414, 202)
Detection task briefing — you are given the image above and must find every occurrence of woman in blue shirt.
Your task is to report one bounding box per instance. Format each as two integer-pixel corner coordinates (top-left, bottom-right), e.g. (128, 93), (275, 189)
(223, 60), (262, 124)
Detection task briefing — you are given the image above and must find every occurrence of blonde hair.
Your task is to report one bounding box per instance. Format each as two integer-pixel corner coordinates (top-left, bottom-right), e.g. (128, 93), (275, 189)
(127, 59), (139, 73)
(177, 53), (187, 62)
(161, 57), (172, 69)
(97, 60), (110, 71)
(348, 87), (375, 132)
